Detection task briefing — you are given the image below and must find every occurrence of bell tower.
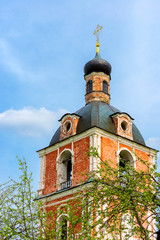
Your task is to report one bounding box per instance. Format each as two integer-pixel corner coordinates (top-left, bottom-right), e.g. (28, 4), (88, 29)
(36, 25), (157, 239)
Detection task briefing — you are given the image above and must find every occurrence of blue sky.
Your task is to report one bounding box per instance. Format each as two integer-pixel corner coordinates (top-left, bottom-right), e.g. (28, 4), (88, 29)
(0, 0), (160, 190)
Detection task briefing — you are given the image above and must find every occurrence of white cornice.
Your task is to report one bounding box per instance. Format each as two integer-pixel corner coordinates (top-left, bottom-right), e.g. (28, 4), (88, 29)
(94, 128), (157, 155)
(37, 182), (93, 205)
(37, 129), (94, 157)
(37, 127), (157, 158)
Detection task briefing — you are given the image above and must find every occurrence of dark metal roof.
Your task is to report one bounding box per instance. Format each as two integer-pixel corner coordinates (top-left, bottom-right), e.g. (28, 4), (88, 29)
(49, 101), (145, 146)
(84, 53), (112, 76)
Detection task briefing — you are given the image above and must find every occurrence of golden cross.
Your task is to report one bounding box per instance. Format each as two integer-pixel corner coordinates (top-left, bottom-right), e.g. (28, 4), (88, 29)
(93, 24), (103, 44)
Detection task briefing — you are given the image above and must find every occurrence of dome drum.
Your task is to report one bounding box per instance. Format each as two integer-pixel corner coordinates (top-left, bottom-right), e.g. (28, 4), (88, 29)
(85, 72), (110, 104)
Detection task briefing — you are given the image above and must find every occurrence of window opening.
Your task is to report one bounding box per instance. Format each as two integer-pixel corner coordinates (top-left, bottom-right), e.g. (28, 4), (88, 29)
(119, 150), (134, 186)
(121, 121), (128, 131)
(103, 80), (108, 94)
(64, 121), (71, 133)
(67, 159), (72, 181)
(60, 216), (67, 240)
(59, 150), (72, 190)
(87, 80), (92, 94)
(119, 154), (129, 175)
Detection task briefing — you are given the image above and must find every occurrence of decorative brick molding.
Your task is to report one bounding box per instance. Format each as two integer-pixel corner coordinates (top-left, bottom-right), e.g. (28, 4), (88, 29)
(111, 112), (134, 140)
(59, 114), (80, 140)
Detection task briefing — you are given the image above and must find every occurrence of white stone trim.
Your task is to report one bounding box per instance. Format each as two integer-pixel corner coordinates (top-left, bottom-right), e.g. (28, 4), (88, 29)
(89, 133), (101, 171)
(121, 212), (135, 240)
(58, 148), (73, 162)
(97, 134), (101, 164)
(92, 134), (97, 171)
(56, 212), (69, 239)
(149, 153), (156, 166)
(132, 146), (136, 168)
(57, 212), (68, 221)
(57, 203), (69, 212)
(117, 147), (136, 168)
(116, 140), (120, 164)
(62, 119), (72, 134)
(38, 127), (157, 159)
(71, 142), (74, 179)
(38, 155), (46, 194)
(39, 182), (93, 206)
(89, 135), (93, 171)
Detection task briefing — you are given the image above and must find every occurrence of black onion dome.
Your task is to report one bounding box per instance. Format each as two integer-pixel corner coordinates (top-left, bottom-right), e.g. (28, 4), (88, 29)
(84, 53), (112, 76)
(49, 101), (145, 146)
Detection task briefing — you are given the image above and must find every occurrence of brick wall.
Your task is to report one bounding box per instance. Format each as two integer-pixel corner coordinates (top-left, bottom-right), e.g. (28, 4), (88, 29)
(45, 150), (58, 195)
(44, 137), (89, 195)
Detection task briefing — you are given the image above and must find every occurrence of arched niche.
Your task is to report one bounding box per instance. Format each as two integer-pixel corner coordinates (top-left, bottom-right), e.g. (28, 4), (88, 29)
(57, 214), (68, 240)
(119, 149), (134, 175)
(57, 150), (72, 190)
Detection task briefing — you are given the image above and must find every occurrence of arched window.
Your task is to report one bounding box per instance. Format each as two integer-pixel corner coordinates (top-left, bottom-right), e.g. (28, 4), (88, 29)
(58, 150), (72, 190)
(59, 215), (68, 240)
(119, 150), (133, 172)
(87, 80), (92, 94)
(103, 80), (108, 94)
(119, 150), (134, 185)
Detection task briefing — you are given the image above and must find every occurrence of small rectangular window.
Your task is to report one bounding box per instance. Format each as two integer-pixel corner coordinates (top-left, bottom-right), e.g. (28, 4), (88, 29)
(87, 80), (92, 94)
(103, 80), (108, 94)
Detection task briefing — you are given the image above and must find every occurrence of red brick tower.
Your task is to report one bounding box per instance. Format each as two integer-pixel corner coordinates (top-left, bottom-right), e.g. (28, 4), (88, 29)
(37, 29), (157, 238)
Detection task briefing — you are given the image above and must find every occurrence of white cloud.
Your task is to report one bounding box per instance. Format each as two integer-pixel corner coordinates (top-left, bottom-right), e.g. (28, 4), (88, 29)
(0, 107), (67, 137)
(0, 39), (41, 82)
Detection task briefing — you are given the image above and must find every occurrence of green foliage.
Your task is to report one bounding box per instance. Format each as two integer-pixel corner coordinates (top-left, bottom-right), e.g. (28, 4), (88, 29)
(0, 151), (159, 240)
(0, 157), (55, 239)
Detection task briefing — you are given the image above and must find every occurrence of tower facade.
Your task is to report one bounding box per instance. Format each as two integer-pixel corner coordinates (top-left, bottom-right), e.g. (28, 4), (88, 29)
(37, 38), (157, 239)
